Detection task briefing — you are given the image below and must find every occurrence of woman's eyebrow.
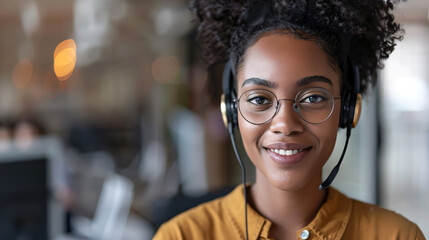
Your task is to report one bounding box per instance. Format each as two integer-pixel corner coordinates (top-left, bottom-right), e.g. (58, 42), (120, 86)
(241, 78), (278, 88)
(297, 76), (333, 86)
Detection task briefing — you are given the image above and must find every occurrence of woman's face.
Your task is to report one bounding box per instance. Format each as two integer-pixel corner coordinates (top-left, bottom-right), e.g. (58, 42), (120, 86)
(236, 34), (341, 191)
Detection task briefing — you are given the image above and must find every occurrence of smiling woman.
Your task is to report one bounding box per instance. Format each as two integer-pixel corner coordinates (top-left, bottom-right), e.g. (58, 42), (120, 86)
(153, 0), (425, 240)
(237, 35), (341, 196)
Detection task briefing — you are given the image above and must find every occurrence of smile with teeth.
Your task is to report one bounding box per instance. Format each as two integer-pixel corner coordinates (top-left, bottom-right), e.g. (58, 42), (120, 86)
(270, 149), (304, 156)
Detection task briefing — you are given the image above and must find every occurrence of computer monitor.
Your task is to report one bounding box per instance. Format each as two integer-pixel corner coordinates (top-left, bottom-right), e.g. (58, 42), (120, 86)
(0, 157), (49, 239)
(0, 137), (66, 239)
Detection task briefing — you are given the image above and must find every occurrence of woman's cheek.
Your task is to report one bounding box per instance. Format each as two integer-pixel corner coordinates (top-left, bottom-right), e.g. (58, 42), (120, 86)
(238, 117), (264, 160)
(316, 110), (341, 164)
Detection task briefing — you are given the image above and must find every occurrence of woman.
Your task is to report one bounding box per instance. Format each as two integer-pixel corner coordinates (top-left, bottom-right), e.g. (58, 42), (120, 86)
(154, 0), (425, 239)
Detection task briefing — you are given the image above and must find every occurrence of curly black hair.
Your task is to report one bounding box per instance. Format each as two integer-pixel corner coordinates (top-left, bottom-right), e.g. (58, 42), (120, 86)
(190, 0), (403, 94)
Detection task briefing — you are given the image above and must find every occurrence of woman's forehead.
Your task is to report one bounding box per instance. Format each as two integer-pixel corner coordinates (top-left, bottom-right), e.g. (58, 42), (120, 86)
(237, 34), (341, 89)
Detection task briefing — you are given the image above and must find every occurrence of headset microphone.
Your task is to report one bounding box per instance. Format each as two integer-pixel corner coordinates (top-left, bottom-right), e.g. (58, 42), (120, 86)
(319, 126), (352, 190)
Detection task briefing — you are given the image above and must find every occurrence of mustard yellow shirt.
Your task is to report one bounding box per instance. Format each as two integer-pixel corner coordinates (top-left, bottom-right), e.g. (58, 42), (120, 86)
(153, 185), (425, 240)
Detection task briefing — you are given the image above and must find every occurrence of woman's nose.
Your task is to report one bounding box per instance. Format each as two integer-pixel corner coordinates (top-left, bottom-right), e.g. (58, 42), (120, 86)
(269, 101), (304, 135)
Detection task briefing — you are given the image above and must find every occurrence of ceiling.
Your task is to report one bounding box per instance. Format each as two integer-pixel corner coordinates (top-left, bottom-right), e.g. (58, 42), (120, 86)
(1, 0), (428, 20)
(0, 0), (426, 75)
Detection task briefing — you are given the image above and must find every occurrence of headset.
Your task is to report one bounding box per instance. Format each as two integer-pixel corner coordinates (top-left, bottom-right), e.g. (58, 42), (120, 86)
(220, 56), (362, 240)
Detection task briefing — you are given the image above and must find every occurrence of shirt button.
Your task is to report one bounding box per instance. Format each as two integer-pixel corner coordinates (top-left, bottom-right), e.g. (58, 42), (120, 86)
(300, 230), (310, 239)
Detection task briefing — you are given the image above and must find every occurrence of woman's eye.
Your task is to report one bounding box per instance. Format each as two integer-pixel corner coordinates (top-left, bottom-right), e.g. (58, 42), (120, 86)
(301, 95), (325, 103)
(248, 96), (270, 105)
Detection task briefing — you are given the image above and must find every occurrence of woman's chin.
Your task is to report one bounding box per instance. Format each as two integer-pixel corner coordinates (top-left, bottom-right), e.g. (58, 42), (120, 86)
(262, 170), (314, 192)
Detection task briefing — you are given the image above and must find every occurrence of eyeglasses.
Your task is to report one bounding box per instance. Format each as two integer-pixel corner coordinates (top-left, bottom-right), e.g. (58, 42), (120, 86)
(235, 88), (341, 125)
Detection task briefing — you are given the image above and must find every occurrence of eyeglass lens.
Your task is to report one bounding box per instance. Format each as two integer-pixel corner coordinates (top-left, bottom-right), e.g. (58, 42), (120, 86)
(237, 88), (336, 124)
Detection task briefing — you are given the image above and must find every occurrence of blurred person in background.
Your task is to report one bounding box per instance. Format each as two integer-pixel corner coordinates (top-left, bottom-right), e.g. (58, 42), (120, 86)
(12, 117), (46, 150)
(12, 116), (76, 210)
(154, 0), (426, 240)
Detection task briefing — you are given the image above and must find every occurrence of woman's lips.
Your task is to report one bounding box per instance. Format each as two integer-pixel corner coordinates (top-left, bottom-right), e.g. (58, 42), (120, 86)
(264, 143), (312, 166)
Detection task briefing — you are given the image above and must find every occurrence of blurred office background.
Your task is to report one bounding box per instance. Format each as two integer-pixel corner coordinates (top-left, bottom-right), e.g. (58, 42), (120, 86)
(0, 0), (428, 239)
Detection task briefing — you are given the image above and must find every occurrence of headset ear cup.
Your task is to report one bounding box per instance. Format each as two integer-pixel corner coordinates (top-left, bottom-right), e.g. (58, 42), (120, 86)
(221, 59), (238, 129)
(340, 64), (361, 129)
(339, 89), (360, 129)
(340, 91), (362, 129)
(220, 92), (238, 129)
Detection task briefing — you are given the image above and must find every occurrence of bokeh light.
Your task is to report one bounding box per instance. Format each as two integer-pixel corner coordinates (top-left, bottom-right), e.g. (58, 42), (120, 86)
(54, 39), (77, 81)
(12, 59), (33, 89)
(151, 55), (181, 84)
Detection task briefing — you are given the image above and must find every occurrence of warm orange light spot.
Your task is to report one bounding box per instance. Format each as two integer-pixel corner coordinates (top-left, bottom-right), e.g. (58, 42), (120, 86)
(13, 59), (33, 89)
(151, 56), (181, 84)
(54, 39), (77, 81)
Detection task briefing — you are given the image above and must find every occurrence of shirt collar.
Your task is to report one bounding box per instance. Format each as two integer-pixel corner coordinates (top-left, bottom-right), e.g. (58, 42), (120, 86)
(224, 184), (270, 240)
(297, 188), (352, 240)
(223, 185), (352, 240)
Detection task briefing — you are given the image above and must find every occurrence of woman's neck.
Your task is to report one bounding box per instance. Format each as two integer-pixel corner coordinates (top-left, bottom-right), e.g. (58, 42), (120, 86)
(249, 171), (327, 239)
